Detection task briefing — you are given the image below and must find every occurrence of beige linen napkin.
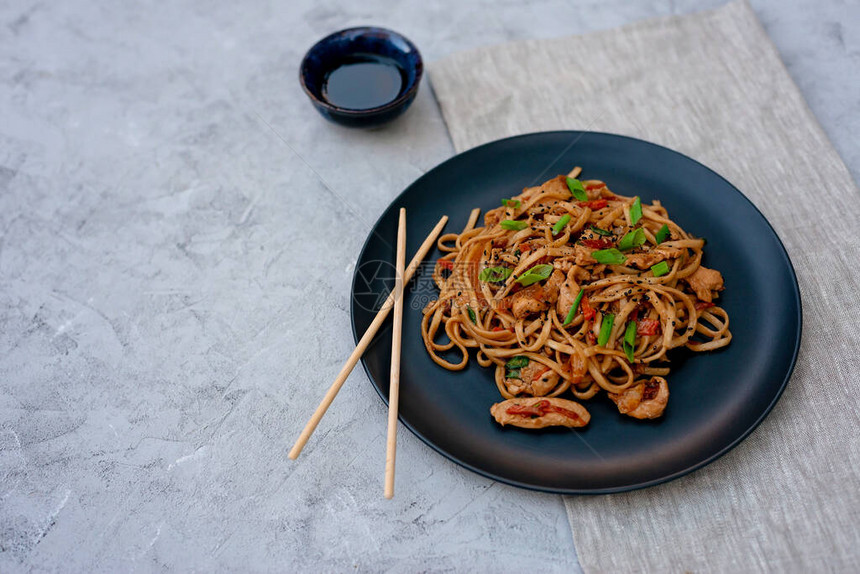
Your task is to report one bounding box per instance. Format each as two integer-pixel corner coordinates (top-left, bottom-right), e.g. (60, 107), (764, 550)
(428, 0), (860, 571)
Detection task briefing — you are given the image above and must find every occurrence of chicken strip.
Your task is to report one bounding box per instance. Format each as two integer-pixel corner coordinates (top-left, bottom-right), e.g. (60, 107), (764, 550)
(685, 266), (724, 302)
(609, 377), (669, 419)
(556, 268), (581, 318)
(509, 269), (565, 319)
(490, 397), (591, 429)
(503, 360), (560, 397)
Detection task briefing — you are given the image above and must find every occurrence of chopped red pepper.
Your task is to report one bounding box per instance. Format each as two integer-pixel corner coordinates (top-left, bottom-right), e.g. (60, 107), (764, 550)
(581, 295), (596, 321)
(547, 403), (582, 422)
(506, 402), (546, 417)
(581, 238), (615, 249)
(437, 259), (453, 270)
(577, 199), (608, 210)
(637, 319), (661, 336)
(506, 400), (581, 422)
(695, 301), (716, 310)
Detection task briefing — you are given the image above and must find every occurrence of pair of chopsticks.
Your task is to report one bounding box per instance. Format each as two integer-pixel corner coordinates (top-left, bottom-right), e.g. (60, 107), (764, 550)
(289, 211), (448, 499)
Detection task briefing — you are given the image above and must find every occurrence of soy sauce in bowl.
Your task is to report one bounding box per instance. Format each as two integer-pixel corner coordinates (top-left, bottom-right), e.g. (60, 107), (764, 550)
(300, 27), (423, 128)
(323, 54), (405, 110)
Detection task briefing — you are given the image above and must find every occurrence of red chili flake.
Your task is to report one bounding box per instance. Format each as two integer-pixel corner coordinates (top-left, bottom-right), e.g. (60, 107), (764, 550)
(695, 301), (716, 310)
(506, 401), (546, 417)
(506, 400), (580, 422)
(547, 403), (582, 422)
(437, 259), (453, 270)
(581, 238), (614, 249)
(584, 182), (606, 191)
(581, 295), (597, 321)
(577, 199), (608, 210)
(586, 331), (597, 345)
(533, 366), (550, 379)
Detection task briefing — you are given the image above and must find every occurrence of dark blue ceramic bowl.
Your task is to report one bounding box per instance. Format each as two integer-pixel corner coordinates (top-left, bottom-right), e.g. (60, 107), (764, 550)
(300, 27), (423, 128)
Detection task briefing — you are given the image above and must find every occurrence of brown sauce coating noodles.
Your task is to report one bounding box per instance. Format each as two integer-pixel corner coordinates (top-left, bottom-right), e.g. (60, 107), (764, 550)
(420, 170), (732, 428)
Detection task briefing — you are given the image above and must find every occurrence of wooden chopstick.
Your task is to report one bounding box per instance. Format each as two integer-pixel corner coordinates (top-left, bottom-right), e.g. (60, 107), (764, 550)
(384, 208), (407, 499)
(288, 214), (449, 460)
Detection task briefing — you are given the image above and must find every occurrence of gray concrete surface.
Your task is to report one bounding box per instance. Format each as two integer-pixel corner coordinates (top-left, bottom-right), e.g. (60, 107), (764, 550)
(1, 0), (857, 571)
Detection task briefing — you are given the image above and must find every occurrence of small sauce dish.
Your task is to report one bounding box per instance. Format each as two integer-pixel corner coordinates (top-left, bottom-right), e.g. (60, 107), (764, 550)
(299, 27), (423, 128)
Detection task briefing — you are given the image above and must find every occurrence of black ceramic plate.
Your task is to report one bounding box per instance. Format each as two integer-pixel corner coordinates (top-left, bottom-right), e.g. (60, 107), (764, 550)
(350, 131), (801, 494)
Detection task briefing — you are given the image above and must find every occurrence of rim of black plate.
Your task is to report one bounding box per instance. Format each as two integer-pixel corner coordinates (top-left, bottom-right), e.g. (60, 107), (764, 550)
(348, 130), (803, 495)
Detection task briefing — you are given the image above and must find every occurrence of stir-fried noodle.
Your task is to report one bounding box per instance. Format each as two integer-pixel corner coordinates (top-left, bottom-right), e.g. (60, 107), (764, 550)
(421, 169), (731, 428)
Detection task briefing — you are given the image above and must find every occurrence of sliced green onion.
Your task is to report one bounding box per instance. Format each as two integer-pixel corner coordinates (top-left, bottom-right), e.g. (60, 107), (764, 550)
(466, 306), (477, 323)
(566, 177), (588, 201)
(623, 320), (636, 362)
(515, 263), (554, 287)
(506, 356), (529, 369)
(630, 197), (642, 225)
(552, 214), (571, 235)
(563, 290), (585, 326)
(624, 320), (637, 347)
(617, 228), (646, 251)
(478, 266), (513, 283)
(591, 248), (627, 265)
(651, 261), (670, 277)
(623, 345), (634, 363)
(655, 223), (670, 244)
(597, 313), (615, 347)
(590, 225), (612, 236)
(502, 198), (521, 209)
(505, 355), (529, 379)
(501, 220), (528, 231)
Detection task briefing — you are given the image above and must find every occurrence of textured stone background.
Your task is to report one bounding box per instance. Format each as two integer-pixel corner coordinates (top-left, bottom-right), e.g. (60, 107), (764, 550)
(0, 0), (856, 571)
